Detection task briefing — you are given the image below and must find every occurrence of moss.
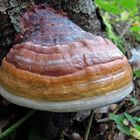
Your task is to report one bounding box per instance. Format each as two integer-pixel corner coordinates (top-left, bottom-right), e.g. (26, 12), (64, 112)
(103, 17), (126, 54)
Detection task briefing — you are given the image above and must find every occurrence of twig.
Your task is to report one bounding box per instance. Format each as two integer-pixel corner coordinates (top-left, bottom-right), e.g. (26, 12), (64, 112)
(84, 110), (94, 140)
(120, 22), (132, 38)
(97, 116), (110, 123)
(0, 110), (36, 139)
(97, 106), (140, 123)
(127, 105), (140, 114)
(113, 101), (125, 114)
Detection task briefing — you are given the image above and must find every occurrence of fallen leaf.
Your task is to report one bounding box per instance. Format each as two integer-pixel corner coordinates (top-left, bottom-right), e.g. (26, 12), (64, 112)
(130, 128), (140, 140)
(115, 132), (125, 140)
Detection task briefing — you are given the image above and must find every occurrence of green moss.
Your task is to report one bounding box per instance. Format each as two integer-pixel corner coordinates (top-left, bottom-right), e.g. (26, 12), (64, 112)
(103, 18), (126, 54)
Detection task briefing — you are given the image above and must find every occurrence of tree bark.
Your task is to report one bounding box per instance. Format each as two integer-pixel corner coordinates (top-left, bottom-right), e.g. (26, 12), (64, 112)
(48, 0), (101, 33)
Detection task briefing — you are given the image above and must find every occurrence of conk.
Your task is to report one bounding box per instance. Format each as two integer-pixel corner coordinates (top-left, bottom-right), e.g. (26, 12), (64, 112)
(0, 5), (133, 112)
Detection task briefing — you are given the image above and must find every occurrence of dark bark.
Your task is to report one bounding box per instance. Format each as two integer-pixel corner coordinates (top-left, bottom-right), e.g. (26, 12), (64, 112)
(48, 0), (101, 33)
(0, 0), (31, 48)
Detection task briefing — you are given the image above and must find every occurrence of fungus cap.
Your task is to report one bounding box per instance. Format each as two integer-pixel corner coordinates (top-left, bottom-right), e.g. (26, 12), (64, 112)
(0, 5), (133, 112)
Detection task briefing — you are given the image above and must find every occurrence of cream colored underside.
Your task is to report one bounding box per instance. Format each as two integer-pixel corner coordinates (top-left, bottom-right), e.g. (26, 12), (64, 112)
(0, 82), (133, 112)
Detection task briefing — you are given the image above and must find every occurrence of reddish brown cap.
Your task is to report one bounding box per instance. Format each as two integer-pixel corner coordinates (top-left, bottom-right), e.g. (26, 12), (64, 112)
(0, 5), (133, 112)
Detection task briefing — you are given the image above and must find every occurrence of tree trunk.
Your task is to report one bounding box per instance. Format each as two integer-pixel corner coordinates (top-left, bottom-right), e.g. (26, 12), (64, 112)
(48, 0), (101, 33)
(0, 0), (103, 139)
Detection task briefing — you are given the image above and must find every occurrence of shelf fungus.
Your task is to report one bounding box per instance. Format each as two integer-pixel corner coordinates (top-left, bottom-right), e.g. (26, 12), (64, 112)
(0, 5), (133, 112)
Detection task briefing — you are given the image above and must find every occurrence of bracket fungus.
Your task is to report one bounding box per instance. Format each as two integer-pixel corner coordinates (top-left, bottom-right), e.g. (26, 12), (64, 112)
(0, 5), (133, 112)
